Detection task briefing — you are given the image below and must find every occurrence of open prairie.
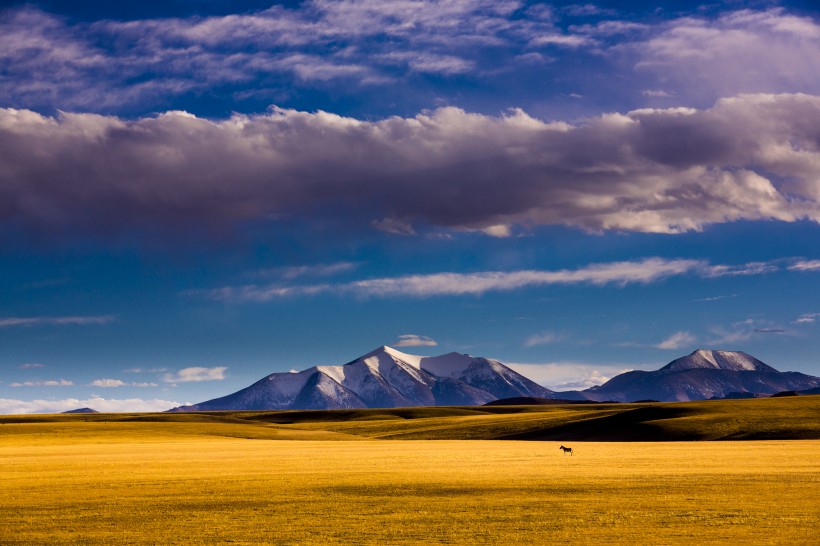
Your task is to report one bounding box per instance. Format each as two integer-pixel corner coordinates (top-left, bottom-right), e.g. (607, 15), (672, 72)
(2, 397), (819, 544)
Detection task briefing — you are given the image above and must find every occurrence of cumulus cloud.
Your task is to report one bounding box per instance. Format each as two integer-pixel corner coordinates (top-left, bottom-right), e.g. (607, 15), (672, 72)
(636, 9), (820, 103)
(793, 313), (819, 324)
(655, 331), (696, 350)
(0, 397), (181, 414)
(393, 334), (438, 347)
(9, 379), (73, 387)
(2, 94), (820, 243)
(0, 315), (117, 328)
(89, 379), (126, 388)
(163, 367), (228, 383)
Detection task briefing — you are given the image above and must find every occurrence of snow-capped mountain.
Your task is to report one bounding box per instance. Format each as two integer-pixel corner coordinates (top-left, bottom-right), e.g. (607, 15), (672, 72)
(170, 346), (556, 411)
(559, 349), (820, 402)
(660, 349), (776, 373)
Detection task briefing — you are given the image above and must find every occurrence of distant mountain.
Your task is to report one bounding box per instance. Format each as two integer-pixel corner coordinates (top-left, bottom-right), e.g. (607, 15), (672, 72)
(62, 407), (99, 414)
(170, 346), (556, 411)
(559, 349), (820, 402)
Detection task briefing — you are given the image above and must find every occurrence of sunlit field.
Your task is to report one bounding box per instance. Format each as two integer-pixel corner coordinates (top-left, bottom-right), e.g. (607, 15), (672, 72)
(2, 400), (819, 544)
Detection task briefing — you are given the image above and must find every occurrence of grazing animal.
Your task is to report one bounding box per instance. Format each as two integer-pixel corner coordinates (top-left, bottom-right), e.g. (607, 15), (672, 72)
(559, 445), (573, 456)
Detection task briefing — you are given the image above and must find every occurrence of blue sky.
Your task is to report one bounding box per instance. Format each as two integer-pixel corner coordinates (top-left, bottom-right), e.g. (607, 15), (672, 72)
(1, 0), (819, 412)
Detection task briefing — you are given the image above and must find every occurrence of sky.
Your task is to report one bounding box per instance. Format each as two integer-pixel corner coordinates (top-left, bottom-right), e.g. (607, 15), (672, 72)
(1, 0), (819, 413)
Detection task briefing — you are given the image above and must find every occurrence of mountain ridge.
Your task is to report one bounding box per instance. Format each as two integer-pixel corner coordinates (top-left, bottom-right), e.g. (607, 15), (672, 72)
(170, 347), (820, 411)
(557, 349), (820, 402)
(170, 345), (555, 411)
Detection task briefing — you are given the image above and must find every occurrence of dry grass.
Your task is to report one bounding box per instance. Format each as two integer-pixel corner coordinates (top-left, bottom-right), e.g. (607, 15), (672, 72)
(1, 427), (818, 544)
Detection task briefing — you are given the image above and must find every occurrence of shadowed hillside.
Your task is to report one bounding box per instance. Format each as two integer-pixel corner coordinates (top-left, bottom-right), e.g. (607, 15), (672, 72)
(3, 395), (819, 442)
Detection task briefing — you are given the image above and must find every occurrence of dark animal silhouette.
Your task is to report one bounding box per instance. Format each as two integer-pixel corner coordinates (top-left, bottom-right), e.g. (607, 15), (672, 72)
(559, 445), (573, 456)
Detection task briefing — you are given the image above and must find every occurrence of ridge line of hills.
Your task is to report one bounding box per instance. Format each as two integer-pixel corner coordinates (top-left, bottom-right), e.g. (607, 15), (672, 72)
(170, 346), (820, 412)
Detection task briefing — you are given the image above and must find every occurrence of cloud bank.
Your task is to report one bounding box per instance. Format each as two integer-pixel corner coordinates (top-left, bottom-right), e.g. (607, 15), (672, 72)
(0, 397), (180, 414)
(2, 94), (820, 243)
(505, 361), (644, 391)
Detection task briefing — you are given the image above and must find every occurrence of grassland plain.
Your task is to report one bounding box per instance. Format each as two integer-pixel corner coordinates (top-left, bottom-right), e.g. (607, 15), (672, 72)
(1, 397), (819, 544)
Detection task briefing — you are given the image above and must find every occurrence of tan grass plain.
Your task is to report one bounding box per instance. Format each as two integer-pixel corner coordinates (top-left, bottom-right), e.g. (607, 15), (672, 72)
(1, 418), (819, 545)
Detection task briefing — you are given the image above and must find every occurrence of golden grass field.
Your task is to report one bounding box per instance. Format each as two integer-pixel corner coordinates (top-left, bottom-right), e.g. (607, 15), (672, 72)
(2, 397), (819, 544)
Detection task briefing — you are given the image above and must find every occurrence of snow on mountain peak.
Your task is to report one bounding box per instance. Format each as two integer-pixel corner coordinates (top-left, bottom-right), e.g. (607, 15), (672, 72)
(661, 349), (777, 373)
(360, 345), (423, 367)
(174, 345), (555, 411)
(694, 349), (720, 368)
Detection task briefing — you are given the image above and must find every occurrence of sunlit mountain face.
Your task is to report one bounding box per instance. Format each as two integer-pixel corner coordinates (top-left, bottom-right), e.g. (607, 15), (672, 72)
(1, 1), (819, 413)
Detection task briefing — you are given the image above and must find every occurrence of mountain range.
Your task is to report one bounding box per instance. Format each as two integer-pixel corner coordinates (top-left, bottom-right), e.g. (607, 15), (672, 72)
(170, 346), (553, 411)
(560, 349), (820, 402)
(169, 347), (820, 411)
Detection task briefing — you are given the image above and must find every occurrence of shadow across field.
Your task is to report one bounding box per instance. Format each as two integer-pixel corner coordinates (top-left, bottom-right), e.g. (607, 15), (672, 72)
(2, 395), (818, 441)
(499, 405), (698, 441)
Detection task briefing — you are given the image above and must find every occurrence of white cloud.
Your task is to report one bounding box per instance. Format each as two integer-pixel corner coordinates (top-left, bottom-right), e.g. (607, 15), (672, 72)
(530, 34), (592, 48)
(695, 294), (737, 302)
(196, 257), (790, 302)
(793, 313), (820, 324)
(345, 258), (704, 297)
(642, 89), (673, 97)
(163, 367), (228, 383)
(18, 363), (45, 369)
(9, 379), (73, 387)
(505, 362), (647, 391)
(90, 379), (126, 388)
(480, 224), (513, 238)
(393, 334), (438, 347)
(524, 331), (564, 347)
(255, 262), (359, 280)
(789, 260), (820, 272)
(708, 318), (790, 346)
(0, 315), (117, 328)
(0, 2), (560, 110)
(635, 9), (820, 103)
(702, 261), (779, 277)
(655, 331), (696, 350)
(198, 257), (705, 301)
(0, 397), (181, 414)
(88, 379), (158, 388)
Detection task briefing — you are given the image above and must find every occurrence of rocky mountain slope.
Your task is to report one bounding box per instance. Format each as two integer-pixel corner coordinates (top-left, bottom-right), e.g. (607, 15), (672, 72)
(170, 346), (556, 411)
(559, 349), (820, 402)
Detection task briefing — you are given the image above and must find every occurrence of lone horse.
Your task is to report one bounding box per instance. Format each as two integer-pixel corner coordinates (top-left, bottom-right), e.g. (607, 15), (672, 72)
(559, 445), (573, 456)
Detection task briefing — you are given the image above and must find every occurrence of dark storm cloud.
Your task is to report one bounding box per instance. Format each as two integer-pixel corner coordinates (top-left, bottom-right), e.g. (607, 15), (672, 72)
(0, 93), (819, 241)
